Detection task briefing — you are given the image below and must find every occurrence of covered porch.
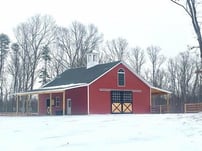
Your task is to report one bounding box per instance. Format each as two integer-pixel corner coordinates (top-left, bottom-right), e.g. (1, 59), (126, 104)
(16, 88), (67, 115)
(150, 86), (171, 113)
(15, 83), (87, 115)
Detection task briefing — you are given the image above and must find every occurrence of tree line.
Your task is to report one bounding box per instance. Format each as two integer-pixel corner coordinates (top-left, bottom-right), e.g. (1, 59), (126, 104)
(0, 14), (201, 112)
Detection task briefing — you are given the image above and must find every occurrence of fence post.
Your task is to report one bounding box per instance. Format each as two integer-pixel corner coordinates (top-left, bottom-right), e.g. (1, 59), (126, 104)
(167, 105), (169, 113)
(184, 104), (187, 113)
(160, 105), (162, 114)
(16, 95), (19, 115)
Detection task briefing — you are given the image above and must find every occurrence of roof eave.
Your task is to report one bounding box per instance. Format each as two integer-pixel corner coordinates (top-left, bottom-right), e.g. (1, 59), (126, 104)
(120, 61), (172, 95)
(151, 86), (172, 95)
(88, 61), (121, 85)
(16, 83), (88, 96)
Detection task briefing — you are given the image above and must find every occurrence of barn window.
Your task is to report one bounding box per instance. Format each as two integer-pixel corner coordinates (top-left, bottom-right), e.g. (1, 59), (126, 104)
(111, 91), (132, 103)
(118, 69), (125, 86)
(55, 97), (60, 107)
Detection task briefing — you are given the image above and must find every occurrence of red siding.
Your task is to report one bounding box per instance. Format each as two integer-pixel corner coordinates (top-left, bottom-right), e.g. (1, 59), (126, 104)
(38, 87), (87, 115)
(89, 63), (150, 114)
(38, 63), (151, 115)
(66, 86), (88, 115)
(38, 92), (64, 115)
(38, 94), (49, 115)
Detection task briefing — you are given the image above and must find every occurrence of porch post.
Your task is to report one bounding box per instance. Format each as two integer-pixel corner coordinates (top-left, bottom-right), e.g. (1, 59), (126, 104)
(63, 91), (65, 115)
(49, 93), (52, 115)
(37, 94), (39, 114)
(16, 95), (19, 115)
(26, 94), (30, 114)
(149, 88), (152, 112)
(166, 94), (170, 112)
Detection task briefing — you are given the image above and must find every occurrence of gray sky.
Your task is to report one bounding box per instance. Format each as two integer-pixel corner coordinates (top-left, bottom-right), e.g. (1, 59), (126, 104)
(0, 0), (197, 57)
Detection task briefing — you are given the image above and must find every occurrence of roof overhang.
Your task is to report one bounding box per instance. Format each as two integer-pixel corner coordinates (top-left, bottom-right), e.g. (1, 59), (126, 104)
(151, 86), (171, 95)
(16, 83), (88, 96)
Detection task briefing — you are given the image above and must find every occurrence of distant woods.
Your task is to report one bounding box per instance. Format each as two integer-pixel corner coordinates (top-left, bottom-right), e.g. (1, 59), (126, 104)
(0, 14), (201, 112)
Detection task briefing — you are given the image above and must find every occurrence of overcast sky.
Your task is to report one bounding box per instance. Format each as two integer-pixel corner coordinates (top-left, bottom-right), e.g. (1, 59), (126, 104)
(0, 0), (197, 58)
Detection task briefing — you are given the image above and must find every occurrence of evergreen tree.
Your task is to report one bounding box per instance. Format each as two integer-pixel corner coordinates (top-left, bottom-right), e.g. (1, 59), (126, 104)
(39, 45), (51, 85)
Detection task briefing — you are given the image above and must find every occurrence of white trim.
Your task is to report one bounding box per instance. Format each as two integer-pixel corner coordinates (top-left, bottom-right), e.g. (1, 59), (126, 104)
(16, 83), (88, 96)
(42, 83), (87, 90)
(89, 62), (121, 85)
(120, 61), (171, 94)
(151, 86), (172, 94)
(87, 85), (90, 114)
(117, 68), (125, 87)
(100, 88), (142, 93)
(120, 61), (151, 87)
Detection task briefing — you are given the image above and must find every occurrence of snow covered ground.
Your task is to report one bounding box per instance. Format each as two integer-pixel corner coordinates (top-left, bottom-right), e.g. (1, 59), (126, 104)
(1, 114), (202, 151)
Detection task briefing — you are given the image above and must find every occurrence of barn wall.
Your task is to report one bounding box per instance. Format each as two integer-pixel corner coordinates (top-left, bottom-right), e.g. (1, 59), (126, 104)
(89, 63), (150, 114)
(66, 86), (88, 115)
(38, 92), (64, 115)
(38, 94), (49, 115)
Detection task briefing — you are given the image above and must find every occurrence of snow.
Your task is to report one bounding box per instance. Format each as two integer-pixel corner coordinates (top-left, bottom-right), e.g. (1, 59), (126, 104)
(41, 83), (88, 90)
(1, 114), (202, 151)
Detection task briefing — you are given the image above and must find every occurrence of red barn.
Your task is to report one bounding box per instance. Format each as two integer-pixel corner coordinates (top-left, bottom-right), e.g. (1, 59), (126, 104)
(16, 52), (170, 115)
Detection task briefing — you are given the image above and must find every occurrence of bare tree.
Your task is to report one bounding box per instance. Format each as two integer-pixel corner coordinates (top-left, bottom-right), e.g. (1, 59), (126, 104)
(127, 47), (145, 75)
(56, 21), (103, 69)
(167, 58), (178, 94)
(104, 38), (128, 62)
(14, 15), (56, 91)
(178, 51), (197, 103)
(8, 43), (20, 93)
(167, 51), (196, 111)
(49, 47), (68, 77)
(171, 0), (202, 104)
(171, 0), (202, 64)
(0, 33), (10, 104)
(147, 46), (166, 87)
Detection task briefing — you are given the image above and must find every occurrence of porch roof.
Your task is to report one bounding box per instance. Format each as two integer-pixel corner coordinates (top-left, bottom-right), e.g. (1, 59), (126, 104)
(16, 83), (88, 96)
(151, 86), (171, 95)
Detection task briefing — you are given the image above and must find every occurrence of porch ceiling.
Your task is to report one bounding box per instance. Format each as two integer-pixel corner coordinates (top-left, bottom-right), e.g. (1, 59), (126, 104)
(151, 86), (171, 95)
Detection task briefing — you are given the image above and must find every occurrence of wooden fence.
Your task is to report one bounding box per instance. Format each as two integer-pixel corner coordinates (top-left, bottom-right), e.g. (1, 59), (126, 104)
(184, 103), (202, 113)
(150, 105), (170, 113)
(0, 112), (39, 116)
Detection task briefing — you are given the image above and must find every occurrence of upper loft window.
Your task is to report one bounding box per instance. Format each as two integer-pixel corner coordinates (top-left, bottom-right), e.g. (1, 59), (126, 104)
(118, 69), (125, 86)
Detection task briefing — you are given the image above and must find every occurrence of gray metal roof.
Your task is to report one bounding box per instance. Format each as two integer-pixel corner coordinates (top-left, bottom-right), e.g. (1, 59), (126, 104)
(16, 61), (171, 96)
(44, 61), (121, 88)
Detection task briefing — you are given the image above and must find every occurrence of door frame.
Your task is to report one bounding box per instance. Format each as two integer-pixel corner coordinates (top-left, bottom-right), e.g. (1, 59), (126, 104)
(67, 98), (72, 115)
(111, 91), (133, 114)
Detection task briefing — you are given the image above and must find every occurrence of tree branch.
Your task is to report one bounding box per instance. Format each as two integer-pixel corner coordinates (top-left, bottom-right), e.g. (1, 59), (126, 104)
(170, 0), (192, 17)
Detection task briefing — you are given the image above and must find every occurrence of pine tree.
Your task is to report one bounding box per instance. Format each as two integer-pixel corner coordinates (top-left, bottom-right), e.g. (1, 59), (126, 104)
(39, 45), (51, 85)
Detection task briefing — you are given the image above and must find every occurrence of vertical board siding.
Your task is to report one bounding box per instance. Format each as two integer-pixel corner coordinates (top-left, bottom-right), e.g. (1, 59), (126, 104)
(66, 86), (88, 115)
(89, 63), (150, 114)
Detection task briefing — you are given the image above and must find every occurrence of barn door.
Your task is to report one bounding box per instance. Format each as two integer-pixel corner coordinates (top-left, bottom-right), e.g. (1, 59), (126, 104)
(46, 99), (50, 114)
(67, 98), (72, 115)
(111, 91), (133, 114)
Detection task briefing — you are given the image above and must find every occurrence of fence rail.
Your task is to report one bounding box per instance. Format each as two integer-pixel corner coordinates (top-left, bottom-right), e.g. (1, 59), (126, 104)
(150, 105), (170, 113)
(184, 103), (202, 113)
(0, 112), (39, 116)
